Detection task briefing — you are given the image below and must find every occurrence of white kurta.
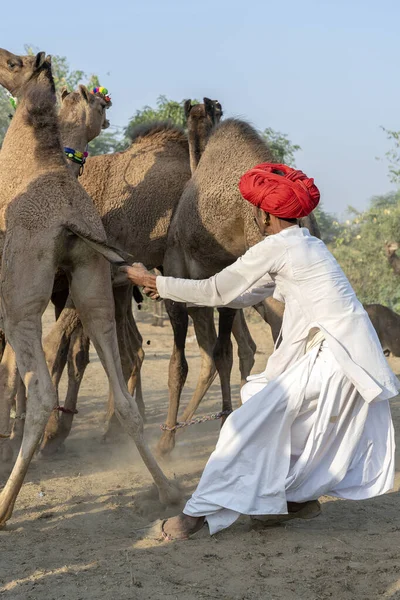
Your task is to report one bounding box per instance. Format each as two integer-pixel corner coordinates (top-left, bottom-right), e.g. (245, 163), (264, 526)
(157, 226), (399, 535)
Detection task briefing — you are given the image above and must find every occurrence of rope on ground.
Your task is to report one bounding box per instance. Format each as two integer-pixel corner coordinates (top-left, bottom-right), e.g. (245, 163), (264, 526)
(160, 409), (232, 432)
(0, 432), (11, 439)
(54, 406), (78, 415)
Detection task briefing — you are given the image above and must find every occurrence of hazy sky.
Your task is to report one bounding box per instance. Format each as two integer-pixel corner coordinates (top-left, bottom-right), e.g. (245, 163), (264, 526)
(2, 0), (399, 215)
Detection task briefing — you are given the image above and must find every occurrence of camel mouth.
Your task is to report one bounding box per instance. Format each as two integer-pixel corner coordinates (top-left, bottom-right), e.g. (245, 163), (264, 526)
(103, 119), (110, 130)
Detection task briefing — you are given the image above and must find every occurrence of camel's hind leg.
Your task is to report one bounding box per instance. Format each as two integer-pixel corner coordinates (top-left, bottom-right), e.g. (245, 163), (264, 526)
(0, 343), (19, 469)
(232, 310), (256, 388)
(69, 252), (179, 504)
(104, 285), (145, 440)
(0, 250), (57, 525)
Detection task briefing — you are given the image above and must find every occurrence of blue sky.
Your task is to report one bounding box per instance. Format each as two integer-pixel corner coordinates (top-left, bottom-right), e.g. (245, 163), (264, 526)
(2, 0), (399, 215)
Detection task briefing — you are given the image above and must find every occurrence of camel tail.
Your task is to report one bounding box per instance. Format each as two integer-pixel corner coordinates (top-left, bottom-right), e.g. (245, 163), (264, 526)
(65, 226), (134, 267)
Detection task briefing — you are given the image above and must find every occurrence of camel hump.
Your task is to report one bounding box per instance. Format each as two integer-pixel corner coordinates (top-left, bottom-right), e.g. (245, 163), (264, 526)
(127, 121), (186, 144)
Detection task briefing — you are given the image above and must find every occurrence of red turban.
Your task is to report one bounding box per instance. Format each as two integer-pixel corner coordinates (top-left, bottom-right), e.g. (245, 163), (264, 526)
(238, 163), (320, 219)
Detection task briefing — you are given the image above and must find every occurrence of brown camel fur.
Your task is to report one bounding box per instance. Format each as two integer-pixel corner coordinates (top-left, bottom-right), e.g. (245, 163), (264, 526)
(384, 242), (400, 276)
(8, 84), (112, 444)
(184, 97), (223, 173)
(40, 118), (192, 452)
(364, 303), (400, 357)
(159, 118), (319, 456)
(0, 49), (179, 525)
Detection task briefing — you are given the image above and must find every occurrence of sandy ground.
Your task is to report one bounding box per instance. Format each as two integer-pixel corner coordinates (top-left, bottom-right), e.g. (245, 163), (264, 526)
(1, 306), (400, 600)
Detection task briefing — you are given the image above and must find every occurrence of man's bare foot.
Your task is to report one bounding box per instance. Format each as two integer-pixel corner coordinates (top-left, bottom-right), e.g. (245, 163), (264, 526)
(162, 513), (205, 541)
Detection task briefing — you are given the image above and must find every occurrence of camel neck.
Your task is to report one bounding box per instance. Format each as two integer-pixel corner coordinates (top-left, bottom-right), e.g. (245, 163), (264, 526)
(187, 127), (209, 174)
(0, 78), (64, 175)
(59, 123), (89, 178)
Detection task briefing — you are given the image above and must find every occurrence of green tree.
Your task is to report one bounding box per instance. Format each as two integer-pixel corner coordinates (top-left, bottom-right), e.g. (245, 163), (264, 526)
(381, 127), (400, 185)
(125, 95), (192, 141)
(261, 127), (301, 166)
(0, 88), (12, 148)
(331, 192), (400, 311)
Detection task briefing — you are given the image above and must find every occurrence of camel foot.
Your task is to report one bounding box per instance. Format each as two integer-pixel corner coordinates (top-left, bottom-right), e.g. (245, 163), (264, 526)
(157, 482), (182, 506)
(102, 413), (126, 443)
(156, 431), (176, 459)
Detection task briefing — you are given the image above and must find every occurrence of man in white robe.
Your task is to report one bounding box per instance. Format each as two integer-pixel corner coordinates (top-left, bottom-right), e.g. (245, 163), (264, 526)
(122, 163), (399, 541)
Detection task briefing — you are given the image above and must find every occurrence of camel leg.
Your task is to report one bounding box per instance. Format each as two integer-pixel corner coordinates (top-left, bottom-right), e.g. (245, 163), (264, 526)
(69, 255), (179, 504)
(157, 300), (189, 457)
(40, 305), (84, 453)
(232, 310), (256, 388)
(253, 297), (284, 343)
(214, 307), (236, 422)
(51, 287), (70, 321)
(0, 250), (58, 524)
(40, 323), (90, 455)
(10, 375), (26, 446)
(126, 305), (145, 418)
(104, 286), (145, 439)
(0, 343), (19, 469)
(180, 307), (218, 422)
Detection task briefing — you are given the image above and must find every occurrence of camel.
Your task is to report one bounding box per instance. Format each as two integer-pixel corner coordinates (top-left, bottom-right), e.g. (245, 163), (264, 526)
(364, 303), (400, 357)
(0, 48), (179, 525)
(7, 84), (113, 444)
(184, 98), (223, 173)
(39, 117), (192, 453)
(158, 118), (319, 456)
(384, 242), (400, 276)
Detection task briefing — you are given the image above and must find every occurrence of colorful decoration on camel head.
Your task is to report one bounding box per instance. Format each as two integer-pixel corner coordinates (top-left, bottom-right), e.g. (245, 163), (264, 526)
(91, 86), (111, 104)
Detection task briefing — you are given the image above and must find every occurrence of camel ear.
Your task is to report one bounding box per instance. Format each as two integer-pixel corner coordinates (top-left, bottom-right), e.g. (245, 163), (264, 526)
(184, 99), (192, 119)
(214, 100), (223, 120)
(204, 97), (216, 121)
(60, 86), (70, 101)
(34, 52), (46, 71)
(79, 85), (91, 104)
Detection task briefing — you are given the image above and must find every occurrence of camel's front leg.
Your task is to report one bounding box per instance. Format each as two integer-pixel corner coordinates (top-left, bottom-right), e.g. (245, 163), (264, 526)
(69, 254), (180, 505)
(214, 307), (236, 422)
(232, 310), (256, 388)
(179, 306), (217, 423)
(253, 297), (284, 343)
(156, 299), (189, 457)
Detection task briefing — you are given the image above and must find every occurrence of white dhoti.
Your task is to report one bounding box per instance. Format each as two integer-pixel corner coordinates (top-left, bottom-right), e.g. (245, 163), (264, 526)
(183, 341), (395, 535)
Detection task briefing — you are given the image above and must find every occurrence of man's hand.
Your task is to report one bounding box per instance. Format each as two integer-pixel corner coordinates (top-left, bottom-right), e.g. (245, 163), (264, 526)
(143, 286), (161, 300)
(120, 263), (159, 296)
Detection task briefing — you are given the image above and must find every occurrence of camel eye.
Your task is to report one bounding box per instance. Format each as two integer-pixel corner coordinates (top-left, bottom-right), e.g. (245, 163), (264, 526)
(7, 60), (17, 70)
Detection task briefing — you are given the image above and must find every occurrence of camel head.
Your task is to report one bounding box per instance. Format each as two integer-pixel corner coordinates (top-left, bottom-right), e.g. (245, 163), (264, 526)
(0, 49), (48, 96)
(184, 97), (223, 132)
(59, 85), (111, 144)
(384, 241), (399, 258)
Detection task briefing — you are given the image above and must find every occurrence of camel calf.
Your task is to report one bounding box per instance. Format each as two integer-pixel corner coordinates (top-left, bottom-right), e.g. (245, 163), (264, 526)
(0, 49), (179, 526)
